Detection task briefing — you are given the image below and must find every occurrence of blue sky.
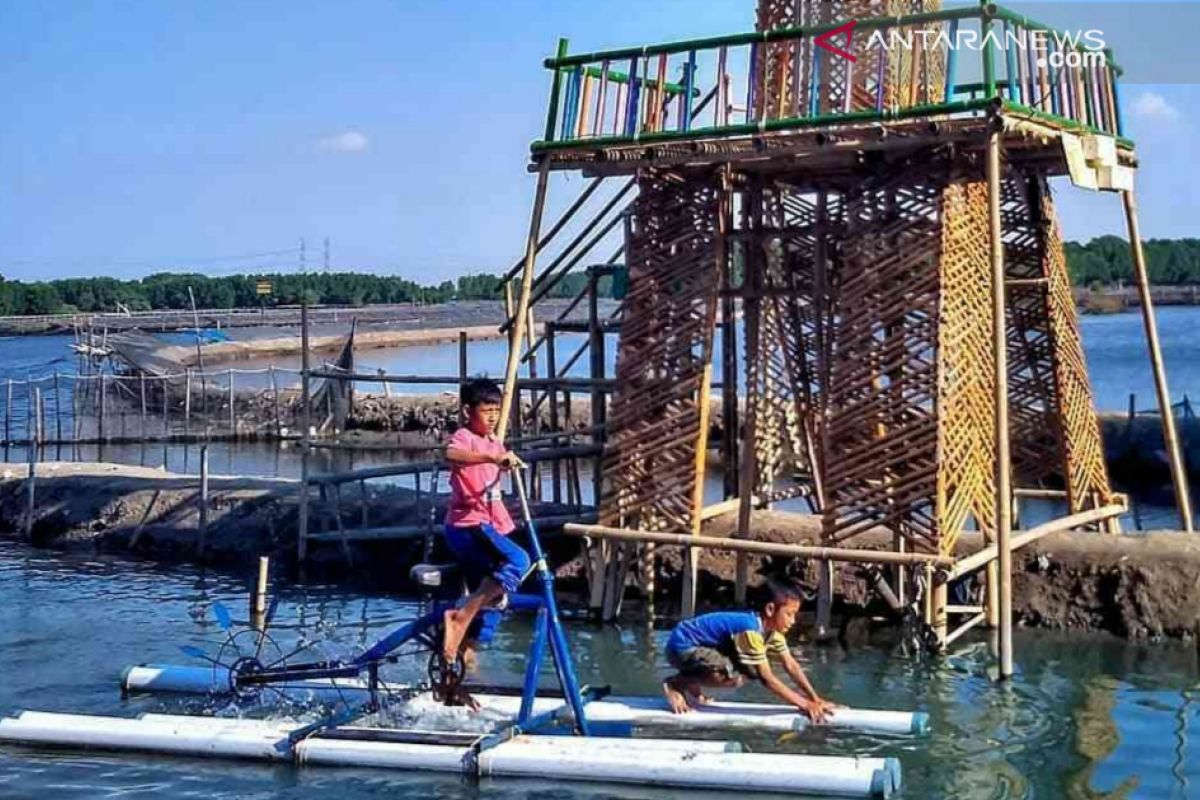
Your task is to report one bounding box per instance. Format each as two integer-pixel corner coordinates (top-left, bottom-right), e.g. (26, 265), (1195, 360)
(0, 1), (1197, 283)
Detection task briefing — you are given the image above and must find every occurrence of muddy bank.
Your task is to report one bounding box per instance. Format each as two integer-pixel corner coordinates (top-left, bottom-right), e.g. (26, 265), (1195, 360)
(675, 510), (1200, 641)
(3, 466), (1198, 641)
(0, 462), (587, 581)
(159, 324), (503, 367)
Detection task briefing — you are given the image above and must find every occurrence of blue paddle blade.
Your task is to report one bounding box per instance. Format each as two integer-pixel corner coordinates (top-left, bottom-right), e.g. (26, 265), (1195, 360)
(180, 644), (207, 660)
(211, 601), (233, 631)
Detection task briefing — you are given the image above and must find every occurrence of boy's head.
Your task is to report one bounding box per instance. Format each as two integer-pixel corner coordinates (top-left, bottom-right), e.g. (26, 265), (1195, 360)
(461, 378), (503, 436)
(753, 577), (803, 634)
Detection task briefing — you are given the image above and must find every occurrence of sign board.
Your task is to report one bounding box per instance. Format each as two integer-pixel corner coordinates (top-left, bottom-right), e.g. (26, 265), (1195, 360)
(1062, 133), (1134, 193)
(256, 280), (272, 296)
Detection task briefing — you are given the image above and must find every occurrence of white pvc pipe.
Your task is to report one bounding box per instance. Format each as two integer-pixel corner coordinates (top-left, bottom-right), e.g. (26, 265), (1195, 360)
(120, 665), (927, 737)
(0, 713), (287, 761)
(0, 711), (897, 797)
(482, 744), (896, 797)
(296, 737), (470, 771)
(484, 694), (928, 737)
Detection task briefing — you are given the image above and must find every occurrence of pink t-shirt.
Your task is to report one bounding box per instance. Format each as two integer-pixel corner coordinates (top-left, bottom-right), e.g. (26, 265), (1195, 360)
(445, 427), (515, 534)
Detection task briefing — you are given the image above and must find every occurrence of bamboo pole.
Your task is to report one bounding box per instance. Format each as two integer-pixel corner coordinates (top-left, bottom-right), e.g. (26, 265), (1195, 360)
(735, 180), (762, 604)
(184, 369), (192, 438)
(98, 373), (106, 442)
(587, 267), (606, 515)
(951, 504), (1127, 580)
(198, 444), (209, 556)
(252, 555), (269, 628)
(54, 372), (63, 442)
(228, 369), (236, 437)
(547, 323), (563, 505)
(1121, 190), (1194, 532)
(5, 378), (11, 444)
(139, 373), (147, 438)
(298, 301), (312, 562)
(270, 365), (281, 436)
(988, 127), (1014, 678)
(497, 159), (552, 442)
(564, 523), (955, 566)
(24, 389), (40, 539)
(458, 331), (468, 386)
(36, 384), (45, 446)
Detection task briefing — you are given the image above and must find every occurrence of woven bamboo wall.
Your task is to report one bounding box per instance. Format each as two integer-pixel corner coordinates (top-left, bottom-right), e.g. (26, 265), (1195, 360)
(743, 184), (840, 505)
(599, 171), (723, 534)
(1002, 173), (1113, 510)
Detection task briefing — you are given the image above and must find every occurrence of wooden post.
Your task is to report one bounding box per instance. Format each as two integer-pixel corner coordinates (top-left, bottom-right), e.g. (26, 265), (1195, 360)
(98, 373), (106, 442)
(184, 369), (192, 438)
(24, 394), (38, 539)
(932, 572), (948, 647)
(1121, 190), (1194, 531)
(298, 301), (312, 562)
(269, 365), (281, 436)
(988, 128), (1014, 678)
(162, 375), (170, 437)
(5, 378), (11, 445)
(587, 267), (606, 512)
(546, 323), (563, 505)
(252, 555), (269, 619)
(54, 372), (63, 443)
(720, 297), (739, 500)
(458, 330), (468, 386)
(497, 158), (552, 442)
(228, 369), (236, 438)
(139, 372), (147, 439)
(735, 179), (762, 604)
(198, 444), (209, 556)
(36, 384), (45, 446)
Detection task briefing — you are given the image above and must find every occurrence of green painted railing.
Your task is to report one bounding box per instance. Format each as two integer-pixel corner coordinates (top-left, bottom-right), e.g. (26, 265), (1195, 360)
(533, 3), (1130, 153)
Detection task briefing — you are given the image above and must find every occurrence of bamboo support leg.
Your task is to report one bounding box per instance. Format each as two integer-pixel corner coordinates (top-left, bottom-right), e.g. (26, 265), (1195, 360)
(1121, 190), (1193, 531)
(497, 159), (552, 442)
(932, 574), (948, 650)
(815, 559), (834, 640)
(989, 128), (1015, 678)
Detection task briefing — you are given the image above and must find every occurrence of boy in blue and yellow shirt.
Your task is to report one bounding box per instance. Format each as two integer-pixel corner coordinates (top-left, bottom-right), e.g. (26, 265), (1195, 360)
(663, 579), (837, 721)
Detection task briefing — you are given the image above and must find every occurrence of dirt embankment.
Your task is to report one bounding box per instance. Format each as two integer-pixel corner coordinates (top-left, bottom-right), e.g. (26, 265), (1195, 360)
(686, 510), (1200, 640)
(3, 466), (1199, 640)
(160, 324), (503, 367)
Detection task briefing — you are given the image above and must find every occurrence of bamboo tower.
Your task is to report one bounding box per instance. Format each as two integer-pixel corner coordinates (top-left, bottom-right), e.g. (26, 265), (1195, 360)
(501, 0), (1190, 670)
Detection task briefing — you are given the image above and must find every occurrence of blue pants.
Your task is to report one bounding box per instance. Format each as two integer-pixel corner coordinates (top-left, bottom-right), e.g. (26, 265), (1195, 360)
(443, 523), (531, 645)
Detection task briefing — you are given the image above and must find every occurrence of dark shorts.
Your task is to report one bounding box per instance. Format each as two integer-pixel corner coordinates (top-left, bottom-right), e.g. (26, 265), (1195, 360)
(442, 522), (532, 645)
(667, 644), (749, 681)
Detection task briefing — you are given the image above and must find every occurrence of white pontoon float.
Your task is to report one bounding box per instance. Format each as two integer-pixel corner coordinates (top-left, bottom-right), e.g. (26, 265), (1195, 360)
(0, 473), (926, 797)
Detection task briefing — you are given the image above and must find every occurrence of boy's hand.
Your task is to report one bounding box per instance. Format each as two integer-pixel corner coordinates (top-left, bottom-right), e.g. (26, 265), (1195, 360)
(811, 696), (839, 719)
(798, 698), (831, 724)
(495, 451), (525, 469)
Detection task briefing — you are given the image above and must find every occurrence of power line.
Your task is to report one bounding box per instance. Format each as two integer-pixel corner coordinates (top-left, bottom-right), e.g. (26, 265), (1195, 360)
(0, 247), (302, 270)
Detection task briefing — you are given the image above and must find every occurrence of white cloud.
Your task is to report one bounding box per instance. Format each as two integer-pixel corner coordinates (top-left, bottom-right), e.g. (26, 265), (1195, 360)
(1130, 92), (1179, 121)
(317, 130), (369, 153)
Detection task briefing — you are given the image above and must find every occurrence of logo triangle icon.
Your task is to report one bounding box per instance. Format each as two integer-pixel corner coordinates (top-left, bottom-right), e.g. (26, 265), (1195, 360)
(814, 20), (858, 63)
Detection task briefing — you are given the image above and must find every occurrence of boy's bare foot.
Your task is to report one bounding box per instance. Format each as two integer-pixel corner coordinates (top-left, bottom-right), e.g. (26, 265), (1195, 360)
(663, 681), (692, 714)
(461, 643), (479, 672)
(442, 608), (469, 662)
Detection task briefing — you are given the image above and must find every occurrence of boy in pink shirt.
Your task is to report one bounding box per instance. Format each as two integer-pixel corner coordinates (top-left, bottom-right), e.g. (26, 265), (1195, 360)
(441, 378), (529, 667)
